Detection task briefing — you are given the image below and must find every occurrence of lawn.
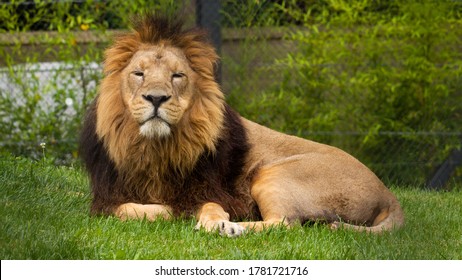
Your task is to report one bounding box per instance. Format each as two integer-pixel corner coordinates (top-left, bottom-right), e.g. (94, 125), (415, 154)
(1, 155), (461, 260)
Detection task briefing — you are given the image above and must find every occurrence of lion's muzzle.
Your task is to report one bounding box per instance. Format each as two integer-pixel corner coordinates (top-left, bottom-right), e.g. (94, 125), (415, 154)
(137, 92), (173, 138)
(142, 93), (171, 116)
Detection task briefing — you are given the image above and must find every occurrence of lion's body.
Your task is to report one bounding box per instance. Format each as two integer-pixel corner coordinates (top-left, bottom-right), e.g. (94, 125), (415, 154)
(240, 119), (403, 232)
(80, 14), (404, 236)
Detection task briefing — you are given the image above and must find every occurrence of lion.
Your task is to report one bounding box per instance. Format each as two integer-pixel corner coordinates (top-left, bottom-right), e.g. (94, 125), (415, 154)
(80, 14), (404, 237)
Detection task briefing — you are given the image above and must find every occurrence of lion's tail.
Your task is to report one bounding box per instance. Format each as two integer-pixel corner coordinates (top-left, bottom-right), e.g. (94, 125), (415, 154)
(331, 200), (405, 234)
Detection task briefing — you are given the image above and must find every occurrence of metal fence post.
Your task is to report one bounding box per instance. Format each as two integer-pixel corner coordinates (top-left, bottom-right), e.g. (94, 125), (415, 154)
(426, 147), (462, 190)
(196, 0), (222, 85)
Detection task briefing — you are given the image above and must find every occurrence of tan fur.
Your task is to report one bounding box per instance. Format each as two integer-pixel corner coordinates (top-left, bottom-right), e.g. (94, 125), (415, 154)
(91, 15), (404, 237)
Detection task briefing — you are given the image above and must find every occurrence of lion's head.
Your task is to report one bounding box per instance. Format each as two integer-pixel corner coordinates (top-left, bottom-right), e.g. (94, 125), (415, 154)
(94, 14), (225, 175)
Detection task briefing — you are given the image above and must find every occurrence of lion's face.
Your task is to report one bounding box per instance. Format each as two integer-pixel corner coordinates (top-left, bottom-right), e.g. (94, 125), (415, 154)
(121, 46), (195, 138)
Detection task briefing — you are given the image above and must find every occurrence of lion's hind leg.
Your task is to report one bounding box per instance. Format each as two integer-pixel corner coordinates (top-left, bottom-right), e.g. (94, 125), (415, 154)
(242, 158), (322, 232)
(329, 198), (404, 234)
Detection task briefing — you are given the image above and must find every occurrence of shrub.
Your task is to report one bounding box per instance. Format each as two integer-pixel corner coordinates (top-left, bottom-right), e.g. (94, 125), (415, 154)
(229, 0), (462, 186)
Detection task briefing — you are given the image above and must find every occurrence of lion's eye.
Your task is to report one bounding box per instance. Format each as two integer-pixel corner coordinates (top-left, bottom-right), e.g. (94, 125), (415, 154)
(133, 71), (144, 77)
(172, 72), (184, 79)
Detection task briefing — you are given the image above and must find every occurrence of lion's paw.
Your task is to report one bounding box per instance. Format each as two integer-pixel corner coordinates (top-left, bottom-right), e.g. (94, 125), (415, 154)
(329, 221), (341, 230)
(218, 221), (246, 237)
(195, 220), (246, 237)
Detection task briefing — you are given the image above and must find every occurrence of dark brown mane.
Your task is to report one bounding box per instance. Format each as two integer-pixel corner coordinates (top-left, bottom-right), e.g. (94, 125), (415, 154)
(132, 14), (185, 44)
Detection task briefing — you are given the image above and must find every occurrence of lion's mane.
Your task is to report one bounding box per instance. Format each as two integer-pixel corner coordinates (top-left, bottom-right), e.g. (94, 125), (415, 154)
(80, 14), (258, 219)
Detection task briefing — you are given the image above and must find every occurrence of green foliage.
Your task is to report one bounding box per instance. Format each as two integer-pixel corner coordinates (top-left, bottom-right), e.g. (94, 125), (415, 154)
(221, 0), (285, 27)
(1, 155), (461, 259)
(229, 0), (462, 186)
(0, 0), (181, 32)
(0, 45), (101, 163)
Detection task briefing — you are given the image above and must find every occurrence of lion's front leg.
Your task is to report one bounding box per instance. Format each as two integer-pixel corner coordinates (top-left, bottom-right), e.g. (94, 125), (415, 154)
(115, 202), (173, 221)
(195, 202), (246, 237)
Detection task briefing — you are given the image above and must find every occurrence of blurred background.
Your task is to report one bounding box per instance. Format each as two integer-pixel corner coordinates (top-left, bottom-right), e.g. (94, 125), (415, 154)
(0, 0), (461, 190)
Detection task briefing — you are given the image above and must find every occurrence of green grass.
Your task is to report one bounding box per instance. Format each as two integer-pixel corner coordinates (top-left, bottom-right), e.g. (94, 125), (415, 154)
(1, 155), (461, 260)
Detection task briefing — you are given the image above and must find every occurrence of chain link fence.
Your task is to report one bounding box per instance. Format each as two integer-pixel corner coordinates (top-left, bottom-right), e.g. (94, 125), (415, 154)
(0, 62), (101, 162)
(1, 0), (461, 189)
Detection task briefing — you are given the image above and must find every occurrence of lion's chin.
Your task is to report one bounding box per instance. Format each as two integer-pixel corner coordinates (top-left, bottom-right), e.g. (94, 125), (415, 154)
(139, 118), (171, 138)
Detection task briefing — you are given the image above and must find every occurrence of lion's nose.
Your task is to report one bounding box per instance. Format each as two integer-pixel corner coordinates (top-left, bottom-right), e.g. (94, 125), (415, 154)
(142, 94), (171, 110)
